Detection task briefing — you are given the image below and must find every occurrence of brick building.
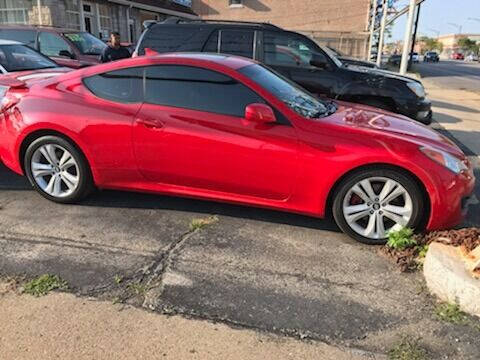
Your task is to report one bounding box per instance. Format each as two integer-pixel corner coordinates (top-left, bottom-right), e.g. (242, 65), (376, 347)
(192, 0), (372, 57)
(0, 0), (197, 43)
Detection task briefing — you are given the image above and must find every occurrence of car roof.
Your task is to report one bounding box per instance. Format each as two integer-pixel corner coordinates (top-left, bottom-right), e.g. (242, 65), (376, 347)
(149, 18), (281, 31)
(150, 53), (256, 69)
(0, 39), (21, 45)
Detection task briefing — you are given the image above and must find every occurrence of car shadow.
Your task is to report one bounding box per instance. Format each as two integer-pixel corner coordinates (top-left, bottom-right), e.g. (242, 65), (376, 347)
(0, 162), (339, 232)
(431, 100), (480, 114)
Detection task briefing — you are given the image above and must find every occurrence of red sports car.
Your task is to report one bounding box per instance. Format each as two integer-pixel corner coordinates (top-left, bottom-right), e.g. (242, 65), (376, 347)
(0, 54), (475, 244)
(452, 52), (464, 60)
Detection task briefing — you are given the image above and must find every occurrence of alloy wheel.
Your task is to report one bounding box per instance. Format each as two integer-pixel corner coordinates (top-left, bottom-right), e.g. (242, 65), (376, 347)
(30, 144), (80, 198)
(342, 177), (413, 239)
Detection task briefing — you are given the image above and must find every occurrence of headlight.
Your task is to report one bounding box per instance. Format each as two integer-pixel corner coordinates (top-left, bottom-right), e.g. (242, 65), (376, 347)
(420, 147), (468, 174)
(407, 82), (426, 98)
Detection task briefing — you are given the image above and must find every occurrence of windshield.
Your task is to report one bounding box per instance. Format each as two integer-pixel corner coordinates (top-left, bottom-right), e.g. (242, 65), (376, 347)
(239, 64), (336, 119)
(64, 32), (107, 55)
(320, 46), (344, 67)
(0, 44), (58, 72)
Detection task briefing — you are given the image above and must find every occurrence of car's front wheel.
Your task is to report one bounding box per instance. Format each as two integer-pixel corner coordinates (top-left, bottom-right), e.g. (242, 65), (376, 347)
(24, 135), (93, 203)
(332, 168), (424, 244)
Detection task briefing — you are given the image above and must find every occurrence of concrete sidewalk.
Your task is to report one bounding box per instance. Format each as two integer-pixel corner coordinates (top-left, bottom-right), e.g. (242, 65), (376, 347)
(0, 282), (379, 360)
(423, 78), (480, 156)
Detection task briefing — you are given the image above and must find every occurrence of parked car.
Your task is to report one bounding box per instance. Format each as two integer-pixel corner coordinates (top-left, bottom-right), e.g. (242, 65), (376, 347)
(465, 53), (479, 62)
(0, 39), (61, 74)
(451, 52), (464, 60)
(0, 26), (107, 68)
(326, 46), (378, 69)
(0, 53), (474, 244)
(423, 51), (439, 63)
(133, 19), (432, 124)
(387, 54), (402, 66)
(411, 52), (420, 63)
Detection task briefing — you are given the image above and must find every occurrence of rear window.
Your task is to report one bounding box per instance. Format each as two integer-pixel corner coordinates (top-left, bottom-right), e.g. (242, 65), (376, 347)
(83, 67), (143, 103)
(0, 29), (36, 47)
(0, 44), (58, 72)
(139, 26), (202, 55)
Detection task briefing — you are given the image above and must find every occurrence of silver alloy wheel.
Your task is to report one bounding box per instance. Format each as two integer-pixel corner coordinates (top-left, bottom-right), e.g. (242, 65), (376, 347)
(342, 177), (413, 239)
(30, 144), (80, 198)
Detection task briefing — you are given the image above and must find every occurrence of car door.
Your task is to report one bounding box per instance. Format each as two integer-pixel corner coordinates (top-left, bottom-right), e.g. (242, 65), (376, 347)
(261, 31), (337, 97)
(38, 31), (81, 68)
(132, 64), (299, 201)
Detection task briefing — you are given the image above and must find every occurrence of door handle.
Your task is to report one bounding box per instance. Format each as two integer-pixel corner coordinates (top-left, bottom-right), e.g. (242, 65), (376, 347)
(136, 118), (163, 129)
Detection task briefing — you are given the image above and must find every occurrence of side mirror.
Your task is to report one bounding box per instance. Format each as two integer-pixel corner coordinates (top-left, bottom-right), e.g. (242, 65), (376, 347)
(59, 50), (75, 59)
(245, 103), (276, 124)
(310, 54), (328, 69)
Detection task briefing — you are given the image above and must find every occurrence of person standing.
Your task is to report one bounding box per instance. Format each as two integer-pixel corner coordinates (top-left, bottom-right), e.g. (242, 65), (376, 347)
(100, 32), (131, 63)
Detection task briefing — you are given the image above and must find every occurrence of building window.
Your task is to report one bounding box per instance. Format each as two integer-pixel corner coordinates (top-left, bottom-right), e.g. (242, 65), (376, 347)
(65, 0), (81, 30)
(229, 0), (243, 8)
(98, 4), (112, 39)
(0, 0), (29, 24)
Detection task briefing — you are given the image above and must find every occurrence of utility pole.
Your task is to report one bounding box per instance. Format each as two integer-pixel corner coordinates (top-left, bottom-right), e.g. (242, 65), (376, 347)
(37, 0), (42, 25)
(376, 0), (388, 67)
(408, 2), (421, 69)
(367, 0), (378, 61)
(399, 0), (416, 75)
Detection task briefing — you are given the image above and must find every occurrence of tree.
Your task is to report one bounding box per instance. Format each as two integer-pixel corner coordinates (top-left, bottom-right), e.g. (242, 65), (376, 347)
(457, 37), (479, 54)
(419, 36), (443, 54)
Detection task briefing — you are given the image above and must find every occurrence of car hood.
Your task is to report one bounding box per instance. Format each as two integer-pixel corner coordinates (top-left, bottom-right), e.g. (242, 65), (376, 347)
(339, 56), (377, 68)
(328, 102), (464, 156)
(344, 65), (421, 84)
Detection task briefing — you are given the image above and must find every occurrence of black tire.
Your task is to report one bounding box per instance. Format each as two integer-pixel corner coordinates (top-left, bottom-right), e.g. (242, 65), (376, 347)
(332, 168), (424, 245)
(24, 135), (94, 203)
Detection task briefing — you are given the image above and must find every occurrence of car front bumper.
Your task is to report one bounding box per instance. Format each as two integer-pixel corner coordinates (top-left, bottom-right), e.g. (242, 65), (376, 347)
(396, 97), (432, 124)
(426, 164), (476, 231)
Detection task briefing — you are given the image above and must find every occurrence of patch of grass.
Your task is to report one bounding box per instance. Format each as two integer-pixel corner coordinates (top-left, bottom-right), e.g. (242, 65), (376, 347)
(388, 336), (428, 360)
(24, 274), (68, 297)
(127, 282), (148, 296)
(435, 302), (468, 325)
(114, 275), (123, 285)
(189, 215), (219, 231)
(387, 227), (416, 250)
(416, 244), (429, 259)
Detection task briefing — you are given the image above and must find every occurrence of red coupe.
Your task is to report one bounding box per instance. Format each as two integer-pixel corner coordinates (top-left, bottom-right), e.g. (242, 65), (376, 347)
(452, 52), (464, 60)
(0, 54), (475, 244)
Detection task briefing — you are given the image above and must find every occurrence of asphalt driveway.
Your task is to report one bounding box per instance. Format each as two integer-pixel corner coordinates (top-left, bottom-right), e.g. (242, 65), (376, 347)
(1, 161), (479, 359)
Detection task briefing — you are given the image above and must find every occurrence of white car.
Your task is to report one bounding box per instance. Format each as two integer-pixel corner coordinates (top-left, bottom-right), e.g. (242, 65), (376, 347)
(0, 39), (61, 74)
(411, 52), (420, 63)
(465, 53), (479, 62)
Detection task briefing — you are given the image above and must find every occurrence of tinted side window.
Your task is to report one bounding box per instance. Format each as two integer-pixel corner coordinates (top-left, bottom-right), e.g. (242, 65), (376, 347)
(83, 67), (143, 103)
(140, 26), (200, 55)
(0, 29), (36, 47)
(145, 65), (264, 117)
(220, 30), (254, 58)
(203, 30), (219, 53)
(38, 32), (71, 57)
(264, 31), (324, 68)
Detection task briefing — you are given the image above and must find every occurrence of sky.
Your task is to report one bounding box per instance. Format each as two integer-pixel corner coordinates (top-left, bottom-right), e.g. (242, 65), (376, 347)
(390, 0), (480, 41)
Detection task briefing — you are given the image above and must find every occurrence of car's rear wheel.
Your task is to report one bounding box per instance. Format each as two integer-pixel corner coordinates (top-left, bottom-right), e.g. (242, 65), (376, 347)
(24, 136), (93, 203)
(332, 168), (424, 244)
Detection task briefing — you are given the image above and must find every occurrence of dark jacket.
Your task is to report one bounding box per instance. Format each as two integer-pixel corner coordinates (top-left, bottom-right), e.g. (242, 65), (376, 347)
(100, 45), (131, 63)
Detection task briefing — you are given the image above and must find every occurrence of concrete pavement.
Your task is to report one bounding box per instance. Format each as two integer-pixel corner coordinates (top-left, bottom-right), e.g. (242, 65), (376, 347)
(1, 169), (480, 358)
(0, 286), (376, 360)
(415, 60), (480, 93)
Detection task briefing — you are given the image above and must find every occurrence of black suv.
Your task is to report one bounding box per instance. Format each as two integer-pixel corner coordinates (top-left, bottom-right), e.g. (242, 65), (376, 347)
(134, 19), (432, 124)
